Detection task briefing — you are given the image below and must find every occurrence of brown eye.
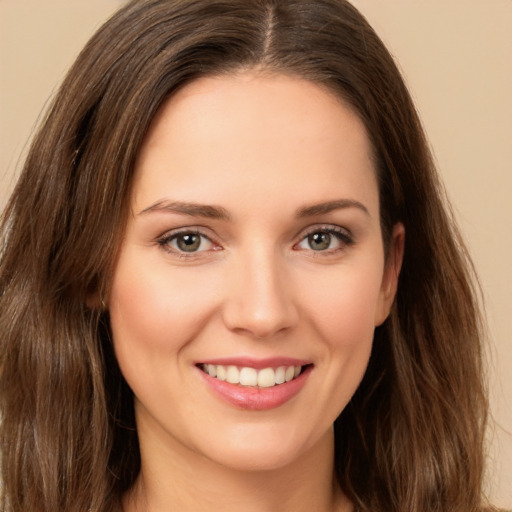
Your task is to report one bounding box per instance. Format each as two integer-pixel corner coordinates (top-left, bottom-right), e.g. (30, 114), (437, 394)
(307, 232), (332, 251)
(159, 231), (215, 254)
(296, 227), (354, 253)
(176, 233), (202, 252)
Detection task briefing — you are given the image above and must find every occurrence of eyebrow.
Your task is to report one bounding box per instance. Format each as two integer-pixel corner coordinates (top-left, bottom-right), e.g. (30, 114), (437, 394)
(296, 199), (370, 218)
(139, 200), (231, 220)
(139, 198), (369, 220)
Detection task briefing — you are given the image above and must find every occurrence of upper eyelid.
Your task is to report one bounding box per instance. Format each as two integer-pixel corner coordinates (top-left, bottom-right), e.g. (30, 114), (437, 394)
(158, 226), (216, 241)
(295, 223), (353, 240)
(156, 223), (353, 250)
(157, 227), (218, 250)
(157, 223), (350, 236)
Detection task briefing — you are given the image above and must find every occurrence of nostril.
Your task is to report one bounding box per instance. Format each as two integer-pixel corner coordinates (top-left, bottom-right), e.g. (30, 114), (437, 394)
(221, 267), (299, 338)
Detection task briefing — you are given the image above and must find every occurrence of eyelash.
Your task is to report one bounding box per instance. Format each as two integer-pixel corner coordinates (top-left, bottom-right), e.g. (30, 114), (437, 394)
(157, 229), (217, 257)
(295, 225), (354, 254)
(156, 225), (354, 258)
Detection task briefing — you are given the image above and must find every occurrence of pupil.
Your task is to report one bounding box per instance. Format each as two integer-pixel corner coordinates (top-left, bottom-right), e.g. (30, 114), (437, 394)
(177, 234), (200, 252)
(309, 232), (330, 251)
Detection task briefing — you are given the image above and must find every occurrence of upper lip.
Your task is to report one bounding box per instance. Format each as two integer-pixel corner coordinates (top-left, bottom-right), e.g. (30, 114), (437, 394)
(196, 356), (312, 370)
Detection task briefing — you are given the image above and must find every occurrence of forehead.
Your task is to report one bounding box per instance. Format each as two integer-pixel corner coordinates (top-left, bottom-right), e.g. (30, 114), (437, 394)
(132, 72), (378, 217)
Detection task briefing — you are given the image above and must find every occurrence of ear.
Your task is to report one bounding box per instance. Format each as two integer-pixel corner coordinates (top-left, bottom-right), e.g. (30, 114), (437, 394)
(86, 292), (104, 310)
(374, 222), (405, 326)
(85, 279), (107, 310)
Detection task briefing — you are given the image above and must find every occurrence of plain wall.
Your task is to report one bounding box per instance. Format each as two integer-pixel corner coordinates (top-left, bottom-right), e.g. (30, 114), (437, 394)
(0, 0), (510, 506)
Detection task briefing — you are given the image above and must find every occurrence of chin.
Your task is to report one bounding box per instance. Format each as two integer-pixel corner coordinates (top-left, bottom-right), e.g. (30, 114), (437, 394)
(205, 444), (304, 473)
(193, 424), (331, 473)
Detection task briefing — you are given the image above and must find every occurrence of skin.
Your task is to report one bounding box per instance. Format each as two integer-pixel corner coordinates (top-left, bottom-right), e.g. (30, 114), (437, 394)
(109, 72), (404, 512)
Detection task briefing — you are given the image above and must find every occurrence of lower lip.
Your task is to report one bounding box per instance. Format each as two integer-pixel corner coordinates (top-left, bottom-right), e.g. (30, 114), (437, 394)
(197, 365), (312, 411)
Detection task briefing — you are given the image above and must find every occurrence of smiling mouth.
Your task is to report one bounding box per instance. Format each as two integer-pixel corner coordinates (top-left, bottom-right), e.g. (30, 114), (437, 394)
(198, 363), (311, 388)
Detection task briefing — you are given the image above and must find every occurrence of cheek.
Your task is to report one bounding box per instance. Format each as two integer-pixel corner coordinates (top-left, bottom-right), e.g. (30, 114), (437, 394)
(107, 255), (222, 395)
(300, 263), (384, 348)
(109, 253), (219, 351)
(109, 270), (173, 353)
(292, 264), (384, 431)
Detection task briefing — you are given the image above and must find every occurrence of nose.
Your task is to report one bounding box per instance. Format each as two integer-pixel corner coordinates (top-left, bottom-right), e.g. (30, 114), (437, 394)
(222, 247), (299, 339)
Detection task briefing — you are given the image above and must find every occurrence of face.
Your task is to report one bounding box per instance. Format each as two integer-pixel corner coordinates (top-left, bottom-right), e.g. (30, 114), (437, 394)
(109, 73), (403, 472)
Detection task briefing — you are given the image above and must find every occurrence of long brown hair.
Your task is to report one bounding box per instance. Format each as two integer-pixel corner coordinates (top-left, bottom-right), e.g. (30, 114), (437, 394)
(0, 1), (491, 511)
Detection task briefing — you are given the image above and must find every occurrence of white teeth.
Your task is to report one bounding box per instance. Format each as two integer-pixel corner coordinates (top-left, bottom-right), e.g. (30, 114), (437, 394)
(202, 364), (305, 387)
(239, 367), (258, 386)
(275, 366), (286, 384)
(257, 368), (276, 388)
(226, 365), (240, 384)
(216, 365), (226, 381)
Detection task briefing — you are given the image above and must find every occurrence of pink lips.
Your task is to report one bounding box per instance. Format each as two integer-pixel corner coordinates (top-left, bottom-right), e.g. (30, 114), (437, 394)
(196, 357), (313, 411)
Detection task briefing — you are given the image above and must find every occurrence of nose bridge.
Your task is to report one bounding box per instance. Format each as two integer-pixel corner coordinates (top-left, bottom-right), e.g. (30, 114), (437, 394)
(222, 242), (298, 338)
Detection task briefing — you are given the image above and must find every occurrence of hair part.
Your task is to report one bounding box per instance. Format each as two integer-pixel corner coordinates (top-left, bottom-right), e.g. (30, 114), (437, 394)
(0, 1), (490, 511)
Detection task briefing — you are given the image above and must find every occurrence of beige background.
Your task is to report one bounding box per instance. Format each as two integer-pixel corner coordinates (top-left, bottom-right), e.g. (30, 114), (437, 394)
(0, 0), (510, 506)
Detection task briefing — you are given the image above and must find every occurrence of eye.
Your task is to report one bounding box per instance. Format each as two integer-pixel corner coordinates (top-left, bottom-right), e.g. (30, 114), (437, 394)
(158, 230), (215, 254)
(296, 227), (353, 252)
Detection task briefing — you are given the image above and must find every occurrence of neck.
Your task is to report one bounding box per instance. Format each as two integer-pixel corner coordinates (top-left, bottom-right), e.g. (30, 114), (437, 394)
(123, 420), (351, 512)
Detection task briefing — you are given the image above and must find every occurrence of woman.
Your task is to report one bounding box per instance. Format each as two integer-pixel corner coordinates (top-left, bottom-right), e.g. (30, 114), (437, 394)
(0, 0), (495, 511)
